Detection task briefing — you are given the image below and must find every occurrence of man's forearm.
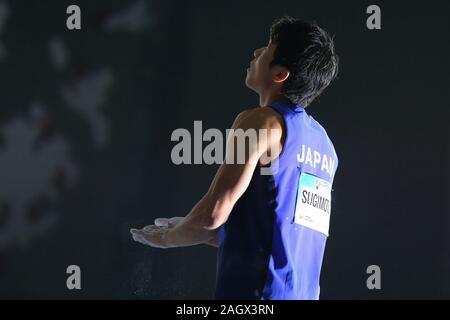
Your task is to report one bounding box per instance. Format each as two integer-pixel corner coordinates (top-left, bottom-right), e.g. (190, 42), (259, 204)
(165, 193), (229, 248)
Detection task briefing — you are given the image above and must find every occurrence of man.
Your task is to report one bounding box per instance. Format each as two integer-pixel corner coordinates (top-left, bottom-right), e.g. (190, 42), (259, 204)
(130, 16), (339, 300)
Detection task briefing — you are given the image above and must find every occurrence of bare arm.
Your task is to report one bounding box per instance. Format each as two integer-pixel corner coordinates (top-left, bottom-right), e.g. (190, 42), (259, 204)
(130, 107), (282, 249)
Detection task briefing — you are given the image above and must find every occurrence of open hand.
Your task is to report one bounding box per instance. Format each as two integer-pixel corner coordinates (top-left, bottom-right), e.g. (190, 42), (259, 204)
(130, 217), (184, 248)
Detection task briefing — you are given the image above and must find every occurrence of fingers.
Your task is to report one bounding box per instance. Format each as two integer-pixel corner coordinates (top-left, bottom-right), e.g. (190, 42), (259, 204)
(130, 228), (146, 237)
(130, 228), (155, 246)
(131, 216), (184, 244)
(154, 218), (169, 227)
(130, 227), (168, 249)
(154, 217), (184, 228)
(130, 229), (147, 245)
(143, 225), (153, 232)
(168, 217), (184, 227)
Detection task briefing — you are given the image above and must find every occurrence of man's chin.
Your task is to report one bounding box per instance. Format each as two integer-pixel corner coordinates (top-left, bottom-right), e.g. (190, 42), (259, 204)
(244, 76), (254, 90)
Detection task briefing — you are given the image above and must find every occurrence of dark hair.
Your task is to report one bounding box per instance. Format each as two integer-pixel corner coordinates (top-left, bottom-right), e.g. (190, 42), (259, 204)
(269, 16), (339, 107)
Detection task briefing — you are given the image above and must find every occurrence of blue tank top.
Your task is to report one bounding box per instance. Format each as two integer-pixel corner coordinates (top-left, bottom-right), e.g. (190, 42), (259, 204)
(214, 101), (338, 300)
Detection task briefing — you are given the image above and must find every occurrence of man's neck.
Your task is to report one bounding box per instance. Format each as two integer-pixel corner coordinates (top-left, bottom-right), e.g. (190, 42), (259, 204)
(259, 92), (289, 107)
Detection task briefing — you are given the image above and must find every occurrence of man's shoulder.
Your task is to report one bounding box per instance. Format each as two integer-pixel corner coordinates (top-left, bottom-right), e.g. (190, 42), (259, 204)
(236, 106), (283, 131)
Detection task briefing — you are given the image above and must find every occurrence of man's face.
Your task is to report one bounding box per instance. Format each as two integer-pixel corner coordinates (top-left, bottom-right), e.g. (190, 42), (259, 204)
(245, 40), (279, 92)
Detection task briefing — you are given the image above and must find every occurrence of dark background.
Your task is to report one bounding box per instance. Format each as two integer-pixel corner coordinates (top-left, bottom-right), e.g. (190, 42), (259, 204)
(0, 0), (449, 299)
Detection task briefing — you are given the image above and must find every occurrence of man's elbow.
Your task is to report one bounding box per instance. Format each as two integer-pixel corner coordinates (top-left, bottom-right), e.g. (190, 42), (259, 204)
(204, 216), (226, 231)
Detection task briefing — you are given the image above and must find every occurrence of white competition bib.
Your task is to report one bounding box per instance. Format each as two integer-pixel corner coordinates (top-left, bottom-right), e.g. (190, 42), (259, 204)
(294, 172), (332, 236)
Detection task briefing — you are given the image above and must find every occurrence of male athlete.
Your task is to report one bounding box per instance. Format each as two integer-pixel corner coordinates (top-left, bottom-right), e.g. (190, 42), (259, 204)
(130, 16), (339, 300)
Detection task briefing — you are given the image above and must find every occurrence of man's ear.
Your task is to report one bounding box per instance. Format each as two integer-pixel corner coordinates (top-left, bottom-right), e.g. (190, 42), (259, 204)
(273, 67), (290, 83)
